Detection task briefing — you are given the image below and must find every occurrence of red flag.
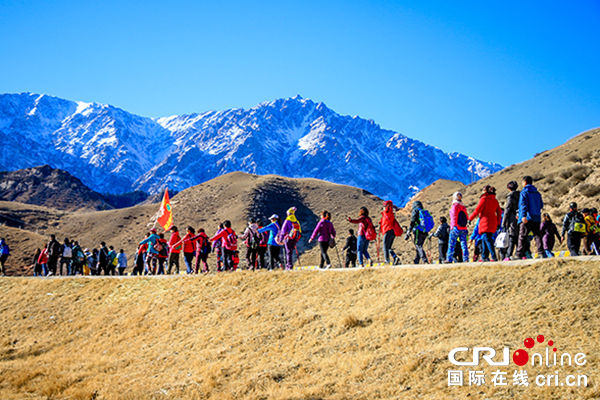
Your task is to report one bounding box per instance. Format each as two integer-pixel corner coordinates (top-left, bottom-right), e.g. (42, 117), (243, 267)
(157, 189), (173, 230)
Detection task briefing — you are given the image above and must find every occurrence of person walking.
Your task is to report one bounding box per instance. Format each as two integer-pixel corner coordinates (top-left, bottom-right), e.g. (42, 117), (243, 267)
(58, 238), (72, 276)
(98, 242), (110, 275)
(446, 192), (470, 263)
(379, 200), (403, 265)
(540, 213), (561, 258)
(277, 207), (302, 270)
(186, 228), (210, 273)
(240, 219), (260, 270)
(430, 216), (450, 264)
(212, 224), (224, 272)
(0, 238), (10, 276)
(405, 201), (432, 264)
(181, 227), (197, 274)
(32, 248), (42, 276)
(256, 220), (268, 270)
(46, 234), (61, 276)
(156, 234), (169, 274)
(167, 226), (182, 274)
(561, 202), (584, 257)
(259, 215), (282, 270)
(513, 176), (544, 260)
(209, 221), (238, 271)
(342, 229), (358, 268)
(139, 228), (162, 275)
(348, 207), (376, 267)
(88, 249), (99, 276)
(107, 246), (118, 275)
(117, 249), (128, 275)
(501, 181), (520, 260)
(38, 245), (50, 276)
(132, 240), (147, 276)
(582, 208), (600, 255)
(70, 241), (85, 275)
(309, 210), (337, 269)
(469, 186), (503, 262)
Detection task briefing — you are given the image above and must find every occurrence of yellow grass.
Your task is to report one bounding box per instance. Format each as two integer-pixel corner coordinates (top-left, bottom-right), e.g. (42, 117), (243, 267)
(1, 259), (599, 399)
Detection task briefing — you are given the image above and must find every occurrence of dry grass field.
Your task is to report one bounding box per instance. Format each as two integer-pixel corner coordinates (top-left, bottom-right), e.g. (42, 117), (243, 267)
(0, 258), (599, 399)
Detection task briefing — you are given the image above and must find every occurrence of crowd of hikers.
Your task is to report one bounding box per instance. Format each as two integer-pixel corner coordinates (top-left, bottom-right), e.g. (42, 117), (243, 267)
(12, 175), (600, 276)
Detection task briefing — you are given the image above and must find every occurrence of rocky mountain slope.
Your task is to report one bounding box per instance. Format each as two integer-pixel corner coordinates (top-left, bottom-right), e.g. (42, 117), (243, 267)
(0, 93), (502, 206)
(0, 165), (112, 211)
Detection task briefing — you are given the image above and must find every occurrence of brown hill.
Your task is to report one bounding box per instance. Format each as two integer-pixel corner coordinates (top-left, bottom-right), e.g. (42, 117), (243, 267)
(1, 172), (411, 274)
(403, 127), (600, 254)
(0, 165), (113, 211)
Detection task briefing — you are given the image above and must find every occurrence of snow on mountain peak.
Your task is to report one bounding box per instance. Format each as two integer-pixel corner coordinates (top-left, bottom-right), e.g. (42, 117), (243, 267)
(0, 93), (503, 205)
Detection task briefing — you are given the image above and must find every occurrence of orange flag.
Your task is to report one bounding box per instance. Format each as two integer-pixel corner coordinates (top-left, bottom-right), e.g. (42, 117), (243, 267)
(157, 189), (173, 230)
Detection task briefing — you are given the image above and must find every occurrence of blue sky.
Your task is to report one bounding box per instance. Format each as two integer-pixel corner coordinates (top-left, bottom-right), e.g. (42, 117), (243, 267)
(1, 0), (599, 166)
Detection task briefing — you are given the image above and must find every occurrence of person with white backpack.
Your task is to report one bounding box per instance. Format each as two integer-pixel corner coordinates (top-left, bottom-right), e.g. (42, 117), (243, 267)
(59, 238), (73, 276)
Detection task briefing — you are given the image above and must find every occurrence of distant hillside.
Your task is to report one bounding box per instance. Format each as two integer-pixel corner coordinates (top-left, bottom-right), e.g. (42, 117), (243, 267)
(0, 172), (405, 274)
(0, 165), (113, 211)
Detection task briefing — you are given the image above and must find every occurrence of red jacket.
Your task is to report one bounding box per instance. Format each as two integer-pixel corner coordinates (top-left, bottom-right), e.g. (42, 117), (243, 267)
(38, 248), (49, 264)
(469, 193), (503, 233)
(379, 200), (403, 236)
(348, 215), (373, 237)
(168, 231), (182, 254)
(210, 227), (238, 251)
(182, 232), (196, 253)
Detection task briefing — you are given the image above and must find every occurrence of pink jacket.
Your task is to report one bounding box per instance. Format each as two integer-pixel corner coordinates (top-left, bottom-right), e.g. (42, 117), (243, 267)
(449, 202), (468, 231)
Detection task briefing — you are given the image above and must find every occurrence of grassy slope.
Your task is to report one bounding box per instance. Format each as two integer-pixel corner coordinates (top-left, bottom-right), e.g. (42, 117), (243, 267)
(0, 259), (598, 399)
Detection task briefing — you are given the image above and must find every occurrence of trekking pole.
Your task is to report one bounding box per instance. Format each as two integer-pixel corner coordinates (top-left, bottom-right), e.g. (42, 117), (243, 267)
(295, 247), (302, 269)
(335, 245), (343, 269)
(376, 232), (381, 265)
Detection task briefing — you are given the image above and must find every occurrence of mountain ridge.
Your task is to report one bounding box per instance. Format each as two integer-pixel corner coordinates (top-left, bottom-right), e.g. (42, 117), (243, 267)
(0, 92), (503, 205)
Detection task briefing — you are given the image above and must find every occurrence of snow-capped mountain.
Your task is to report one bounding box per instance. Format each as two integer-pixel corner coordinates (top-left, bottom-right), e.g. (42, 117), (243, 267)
(0, 93), (503, 205)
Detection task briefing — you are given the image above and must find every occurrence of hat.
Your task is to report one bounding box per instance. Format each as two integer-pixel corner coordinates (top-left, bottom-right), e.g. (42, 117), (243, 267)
(84, 248), (89, 253)
(269, 214), (279, 220)
(452, 191), (462, 201)
(287, 207), (297, 215)
(150, 228), (157, 233)
(582, 208), (591, 214)
(507, 181), (518, 191)
(383, 200), (393, 207)
(570, 202), (578, 210)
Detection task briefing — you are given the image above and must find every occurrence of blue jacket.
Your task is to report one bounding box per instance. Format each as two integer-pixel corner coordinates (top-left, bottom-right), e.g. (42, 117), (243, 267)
(470, 220), (482, 244)
(519, 185), (543, 223)
(0, 240), (9, 256)
(258, 222), (281, 247)
(140, 234), (161, 254)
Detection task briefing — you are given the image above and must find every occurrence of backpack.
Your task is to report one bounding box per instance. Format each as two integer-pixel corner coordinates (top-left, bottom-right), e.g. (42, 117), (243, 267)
(226, 230), (238, 250)
(288, 221), (301, 241)
(571, 212), (586, 234)
(200, 236), (212, 254)
(153, 242), (163, 253)
(365, 220), (377, 241)
(62, 245), (72, 258)
(248, 228), (261, 250)
(417, 209), (435, 232)
(73, 248), (85, 263)
(158, 242), (168, 257)
(457, 208), (468, 228)
(111, 255), (119, 266)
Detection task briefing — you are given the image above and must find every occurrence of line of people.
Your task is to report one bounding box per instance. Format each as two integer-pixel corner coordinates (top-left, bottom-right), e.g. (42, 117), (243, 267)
(30, 236), (128, 276)
(17, 174), (600, 277)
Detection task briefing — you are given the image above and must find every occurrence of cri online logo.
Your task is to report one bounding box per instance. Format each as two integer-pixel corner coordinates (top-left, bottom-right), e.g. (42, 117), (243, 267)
(449, 335), (587, 367)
